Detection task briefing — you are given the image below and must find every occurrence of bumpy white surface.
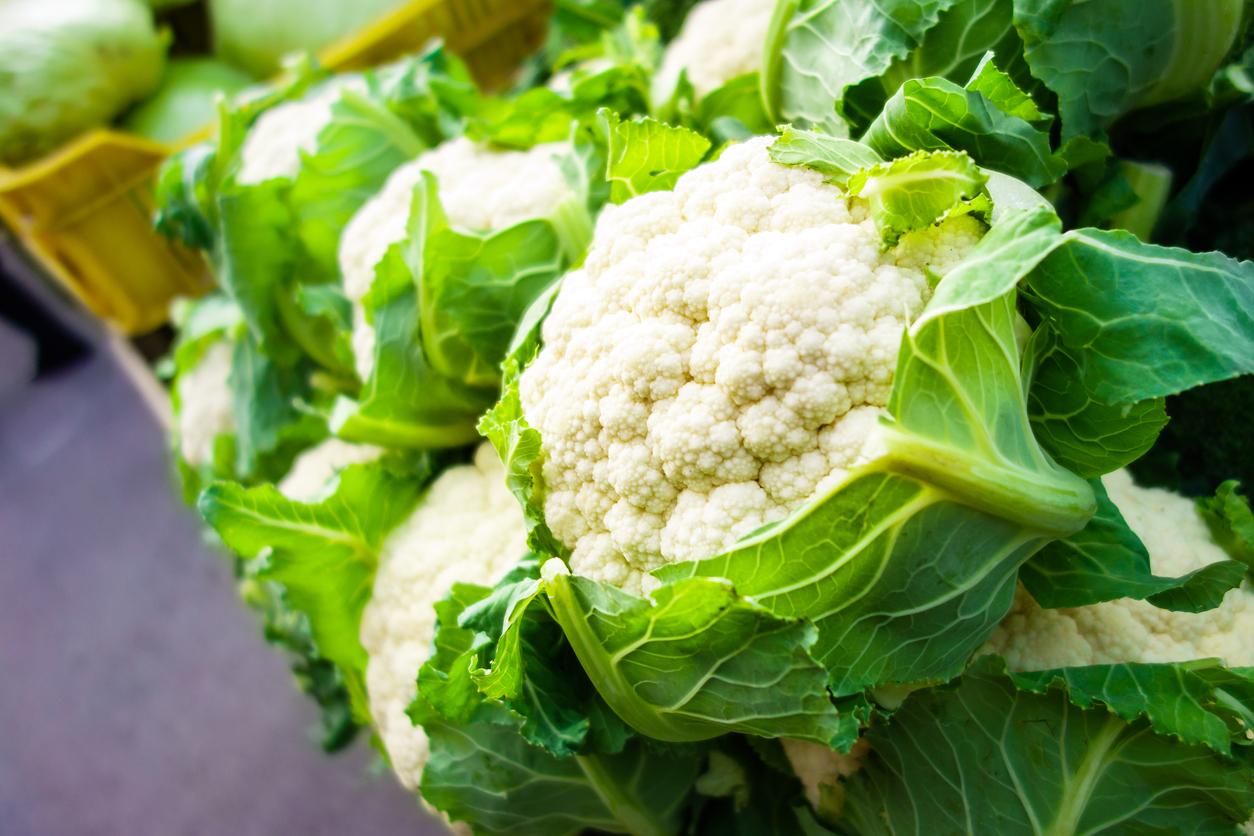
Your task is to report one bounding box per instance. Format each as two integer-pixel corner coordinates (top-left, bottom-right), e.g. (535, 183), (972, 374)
(339, 137), (573, 380)
(177, 341), (235, 467)
(782, 738), (870, 813)
(655, 0), (778, 98)
(359, 444), (529, 791)
(982, 469), (1253, 668)
(277, 438), (382, 502)
(520, 136), (983, 592)
(236, 78), (364, 185)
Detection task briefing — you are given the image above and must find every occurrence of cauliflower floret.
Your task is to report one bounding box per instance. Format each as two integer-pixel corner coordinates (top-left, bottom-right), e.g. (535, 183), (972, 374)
(339, 137), (573, 380)
(781, 738), (871, 816)
(177, 340), (234, 467)
(654, 0), (778, 98)
(358, 444), (528, 790)
(277, 438), (382, 502)
(520, 136), (982, 591)
(981, 469), (1254, 669)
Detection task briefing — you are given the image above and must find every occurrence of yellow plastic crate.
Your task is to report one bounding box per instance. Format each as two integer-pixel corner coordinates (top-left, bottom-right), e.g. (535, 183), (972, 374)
(0, 0), (551, 335)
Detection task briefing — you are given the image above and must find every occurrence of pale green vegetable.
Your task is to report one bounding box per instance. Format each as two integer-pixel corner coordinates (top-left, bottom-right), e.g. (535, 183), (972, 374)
(0, 0), (168, 165)
(123, 58), (254, 144)
(208, 0), (409, 78)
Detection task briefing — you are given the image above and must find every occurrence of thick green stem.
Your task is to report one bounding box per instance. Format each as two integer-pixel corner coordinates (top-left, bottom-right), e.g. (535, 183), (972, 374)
(879, 427), (1095, 537)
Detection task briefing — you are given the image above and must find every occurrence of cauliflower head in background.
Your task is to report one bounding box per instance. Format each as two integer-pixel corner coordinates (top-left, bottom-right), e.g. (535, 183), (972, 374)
(359, 444), (528, 790)
(983, 469), (1253, 669)
(339, 137), (575, 381)
(520, 135), (985, 591)
(277, 438), (383, 502)
(237, 78), (366, 185)
(654, 0), (777, 98)
(176, 340), (235, 468)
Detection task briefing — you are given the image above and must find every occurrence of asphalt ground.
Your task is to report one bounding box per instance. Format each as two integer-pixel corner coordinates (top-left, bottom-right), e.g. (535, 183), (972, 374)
(0, 308), (440, 835)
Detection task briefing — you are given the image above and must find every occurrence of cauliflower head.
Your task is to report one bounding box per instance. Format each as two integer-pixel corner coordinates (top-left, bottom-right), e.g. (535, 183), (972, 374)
(654, 0), (778, 98)
(982, 468), (1253, 669)
(237, 78), (364, 185)
(519, 135), (984, 591)
(339, 137), (574, 380)
(358, 444), (528, 790)
(277, 438), (382, 502)
(176, 340), (235, 467)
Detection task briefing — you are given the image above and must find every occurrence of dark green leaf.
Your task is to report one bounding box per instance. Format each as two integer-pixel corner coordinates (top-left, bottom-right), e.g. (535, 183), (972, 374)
(422, 708), (701, 836)
(1197, 481), (1254, 577)
(331, 247), (497, 449)
(1024, 228), (1254, 404)
(1020, 478), (1247, 611)
(842, 656), (1254, 835)
(763, 0), (959, 130)
(1025, 326), (1169, 478)
(228, 332), (324, 480)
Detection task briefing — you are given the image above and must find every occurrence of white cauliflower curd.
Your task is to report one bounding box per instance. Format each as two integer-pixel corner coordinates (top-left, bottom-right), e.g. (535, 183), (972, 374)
(237, 78), (365, 185)
(782, 738), (870, 816)
(358, 444), (528, 790)
(519, 136), (984, 592)
(655, 0), (778, 98)
(983, 469), (1253, 669)
(277, 438), (382, 502)
(339, 137), (575, 380)
(176, 340), (235, 467)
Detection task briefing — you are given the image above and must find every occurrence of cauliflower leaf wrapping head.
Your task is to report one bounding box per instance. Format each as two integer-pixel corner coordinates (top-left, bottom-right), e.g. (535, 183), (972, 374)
(339, 137), (578, 383)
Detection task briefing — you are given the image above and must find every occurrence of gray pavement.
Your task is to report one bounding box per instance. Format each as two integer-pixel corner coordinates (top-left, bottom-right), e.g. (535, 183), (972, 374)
(0, 336), (439, 835)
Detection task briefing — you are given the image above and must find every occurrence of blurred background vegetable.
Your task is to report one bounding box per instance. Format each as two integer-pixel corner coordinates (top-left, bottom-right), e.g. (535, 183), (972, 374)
(207, 0), (409, 78)
(0, 0), (169, 165)
(122, 57), (254, 143)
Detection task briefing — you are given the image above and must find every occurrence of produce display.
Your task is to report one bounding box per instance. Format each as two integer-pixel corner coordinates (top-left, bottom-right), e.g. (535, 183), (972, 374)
(0, 0), (412, 166)
(153, 0), (1254, 833)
